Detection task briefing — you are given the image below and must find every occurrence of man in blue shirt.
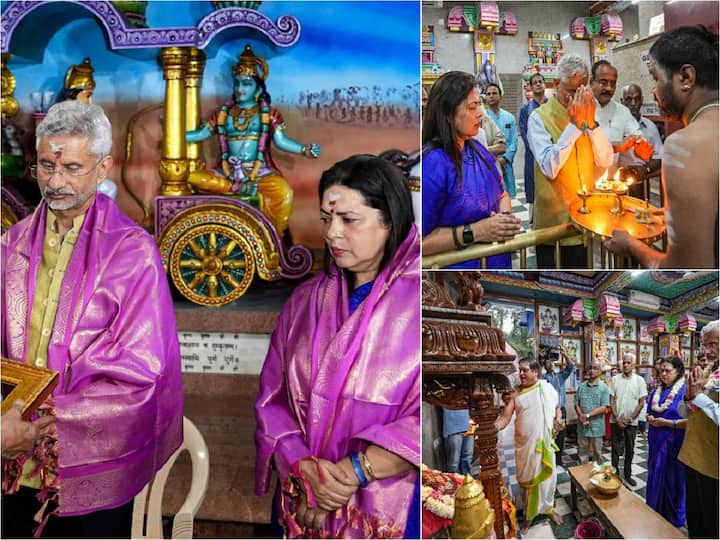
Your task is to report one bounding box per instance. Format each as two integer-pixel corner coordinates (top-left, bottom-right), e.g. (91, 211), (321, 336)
(541, 346), (576, 467)
(575, 360), (610, 464)
(518, 73), (547, 217)
(485, 83), (518, 198)
(442, 408), (473, 475)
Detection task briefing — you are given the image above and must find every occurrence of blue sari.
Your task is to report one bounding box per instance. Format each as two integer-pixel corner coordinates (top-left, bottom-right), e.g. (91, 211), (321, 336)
(422, 141), (511, 269)
(646, 382), (687, 527)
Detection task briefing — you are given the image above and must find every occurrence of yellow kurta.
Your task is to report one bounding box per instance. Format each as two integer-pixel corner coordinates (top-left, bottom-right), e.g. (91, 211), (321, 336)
(533, 97), (595, 246)
(21, 211), (85, 489)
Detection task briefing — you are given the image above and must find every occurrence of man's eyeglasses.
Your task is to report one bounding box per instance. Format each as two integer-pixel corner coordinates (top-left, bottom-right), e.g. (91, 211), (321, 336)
(596, 79), (617, 89)
(30, 161), (100, 181)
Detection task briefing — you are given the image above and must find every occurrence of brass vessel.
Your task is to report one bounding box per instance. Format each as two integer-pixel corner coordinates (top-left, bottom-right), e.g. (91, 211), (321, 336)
(450, 475), (495, 539)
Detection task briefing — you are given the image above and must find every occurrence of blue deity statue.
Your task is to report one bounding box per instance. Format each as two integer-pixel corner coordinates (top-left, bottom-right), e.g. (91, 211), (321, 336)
(186, 44), (320, 236)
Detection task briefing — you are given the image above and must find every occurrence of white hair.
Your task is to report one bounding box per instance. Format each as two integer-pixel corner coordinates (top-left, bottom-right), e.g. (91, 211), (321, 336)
(701, 320), (720, 337)
(622, 352), (636, 362)
(555, 53), (589, 84)
(35, 101), (112, 159)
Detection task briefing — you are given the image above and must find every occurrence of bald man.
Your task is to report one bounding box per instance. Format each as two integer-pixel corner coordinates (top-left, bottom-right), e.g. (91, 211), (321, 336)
(620, 84), (663, 190)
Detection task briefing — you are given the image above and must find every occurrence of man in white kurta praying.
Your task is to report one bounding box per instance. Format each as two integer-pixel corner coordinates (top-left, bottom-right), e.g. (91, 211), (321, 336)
(496, 358), (564, 533)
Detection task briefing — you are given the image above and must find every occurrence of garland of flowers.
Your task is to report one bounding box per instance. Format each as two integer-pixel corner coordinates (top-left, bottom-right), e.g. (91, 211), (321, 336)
(650, 376), (685, 412)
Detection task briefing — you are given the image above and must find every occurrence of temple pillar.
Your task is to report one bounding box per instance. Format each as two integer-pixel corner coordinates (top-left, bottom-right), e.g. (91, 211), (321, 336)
(421, 272), (515, 539)
(470, 378), (505, 539)
(159, 47), (192, 196)
(185, 47), (206, 174)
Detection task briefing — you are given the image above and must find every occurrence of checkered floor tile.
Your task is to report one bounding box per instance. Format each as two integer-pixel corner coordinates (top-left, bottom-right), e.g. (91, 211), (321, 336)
(490, 422), (686, 539)
(509, 177), (535, 269)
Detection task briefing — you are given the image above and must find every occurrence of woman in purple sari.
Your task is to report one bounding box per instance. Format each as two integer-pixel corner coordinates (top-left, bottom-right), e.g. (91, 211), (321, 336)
(255, 155), (420, 538)
(646, 355), (687, 527)
(422, 71), (522, 269)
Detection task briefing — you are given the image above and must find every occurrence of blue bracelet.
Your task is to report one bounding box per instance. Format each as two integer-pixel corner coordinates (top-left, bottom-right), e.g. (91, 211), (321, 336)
(349, 451), (368, 487)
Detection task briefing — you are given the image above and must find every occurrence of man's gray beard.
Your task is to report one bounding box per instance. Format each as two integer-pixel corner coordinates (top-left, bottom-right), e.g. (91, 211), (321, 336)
(42, 187), (96, 211)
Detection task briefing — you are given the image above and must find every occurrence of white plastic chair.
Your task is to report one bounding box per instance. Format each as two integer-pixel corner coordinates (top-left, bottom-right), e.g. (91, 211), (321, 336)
(132, 417), (210, 539)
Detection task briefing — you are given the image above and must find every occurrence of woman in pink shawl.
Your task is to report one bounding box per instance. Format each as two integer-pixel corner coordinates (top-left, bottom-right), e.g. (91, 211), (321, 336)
(255, 155), (420, 538)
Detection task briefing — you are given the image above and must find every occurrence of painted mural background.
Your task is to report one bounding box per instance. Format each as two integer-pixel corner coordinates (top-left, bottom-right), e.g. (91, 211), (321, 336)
(4, 0), (420, 247)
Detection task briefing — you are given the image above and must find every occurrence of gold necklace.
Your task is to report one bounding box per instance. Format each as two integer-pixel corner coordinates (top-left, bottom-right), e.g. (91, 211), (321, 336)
(688, 102), (719, 124)
(228, 105), (259, 132)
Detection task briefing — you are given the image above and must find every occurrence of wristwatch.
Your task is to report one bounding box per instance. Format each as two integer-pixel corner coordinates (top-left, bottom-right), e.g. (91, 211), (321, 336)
(462, 223), (474, 245)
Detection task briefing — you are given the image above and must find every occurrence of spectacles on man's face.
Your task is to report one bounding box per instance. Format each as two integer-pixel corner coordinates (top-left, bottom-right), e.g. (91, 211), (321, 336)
(30, 160), (100, 181)
(595, 79), (617, 89)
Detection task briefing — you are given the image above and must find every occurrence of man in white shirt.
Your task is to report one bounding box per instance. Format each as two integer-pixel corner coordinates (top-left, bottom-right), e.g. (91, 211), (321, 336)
(527, 54), (614, 268)
(605, 26), (718, 269)
(610, 353), (647, 486)
(620, 84), (664, 178)
(590, 60), (654, 181)
(472, 101), (505, 178)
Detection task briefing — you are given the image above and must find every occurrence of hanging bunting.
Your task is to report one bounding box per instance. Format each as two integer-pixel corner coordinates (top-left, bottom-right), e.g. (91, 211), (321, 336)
(498, 10), (518, 35)
(678, 312), (697, 334)
(571, 17), (587, 39)
(648, 316), (666, 336)
(584, 15), (602, 36)
(601, 13), (624, 41)
(564, 299), (585, 327)
(464, 4), (478, 29)
(583, 298), (598, 321)
(477, 2), (498, 30)
(599, 294), (621, 323)
(664, 314), (679, 334)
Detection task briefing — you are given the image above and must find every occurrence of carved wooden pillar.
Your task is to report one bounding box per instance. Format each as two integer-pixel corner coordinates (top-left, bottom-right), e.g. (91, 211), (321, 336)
(422, 273), (515, 539)
(470, 378), (505, 539)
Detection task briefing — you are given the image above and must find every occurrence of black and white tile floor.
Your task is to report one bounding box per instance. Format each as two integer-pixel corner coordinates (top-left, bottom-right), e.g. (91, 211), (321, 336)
(492, 420), (685, 539)
(507, 177), (535, 270)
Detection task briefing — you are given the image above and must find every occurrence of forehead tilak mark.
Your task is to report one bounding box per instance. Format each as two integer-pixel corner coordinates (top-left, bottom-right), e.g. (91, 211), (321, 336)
(50, 142), (64, 157)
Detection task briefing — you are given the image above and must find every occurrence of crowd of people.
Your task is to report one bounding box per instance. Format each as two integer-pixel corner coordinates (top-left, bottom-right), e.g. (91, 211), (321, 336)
(439, 321), (719, 537)
(422, 25), (718, 269)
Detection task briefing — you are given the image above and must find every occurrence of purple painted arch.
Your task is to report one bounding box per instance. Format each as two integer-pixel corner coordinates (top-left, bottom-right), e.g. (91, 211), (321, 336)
(1, 1), (301, 53)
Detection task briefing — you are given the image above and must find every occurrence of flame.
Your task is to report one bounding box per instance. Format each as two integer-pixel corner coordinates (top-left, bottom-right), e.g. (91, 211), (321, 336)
(626, 176), (634, 186)
(613, 169), (621, 182)
(594, 170), (608, 189)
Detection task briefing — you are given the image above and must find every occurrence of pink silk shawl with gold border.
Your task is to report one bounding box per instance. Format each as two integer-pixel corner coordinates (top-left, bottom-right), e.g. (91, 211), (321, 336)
(255, 225), (421, 538)
(1, 194), (184, 516)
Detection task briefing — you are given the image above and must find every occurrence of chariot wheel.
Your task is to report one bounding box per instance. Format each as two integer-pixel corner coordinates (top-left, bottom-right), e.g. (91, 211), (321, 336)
(168, 223), (255, 306)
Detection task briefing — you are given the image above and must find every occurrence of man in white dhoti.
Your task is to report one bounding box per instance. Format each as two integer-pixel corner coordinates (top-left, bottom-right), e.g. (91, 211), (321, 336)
(496, 358), (564, 532)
